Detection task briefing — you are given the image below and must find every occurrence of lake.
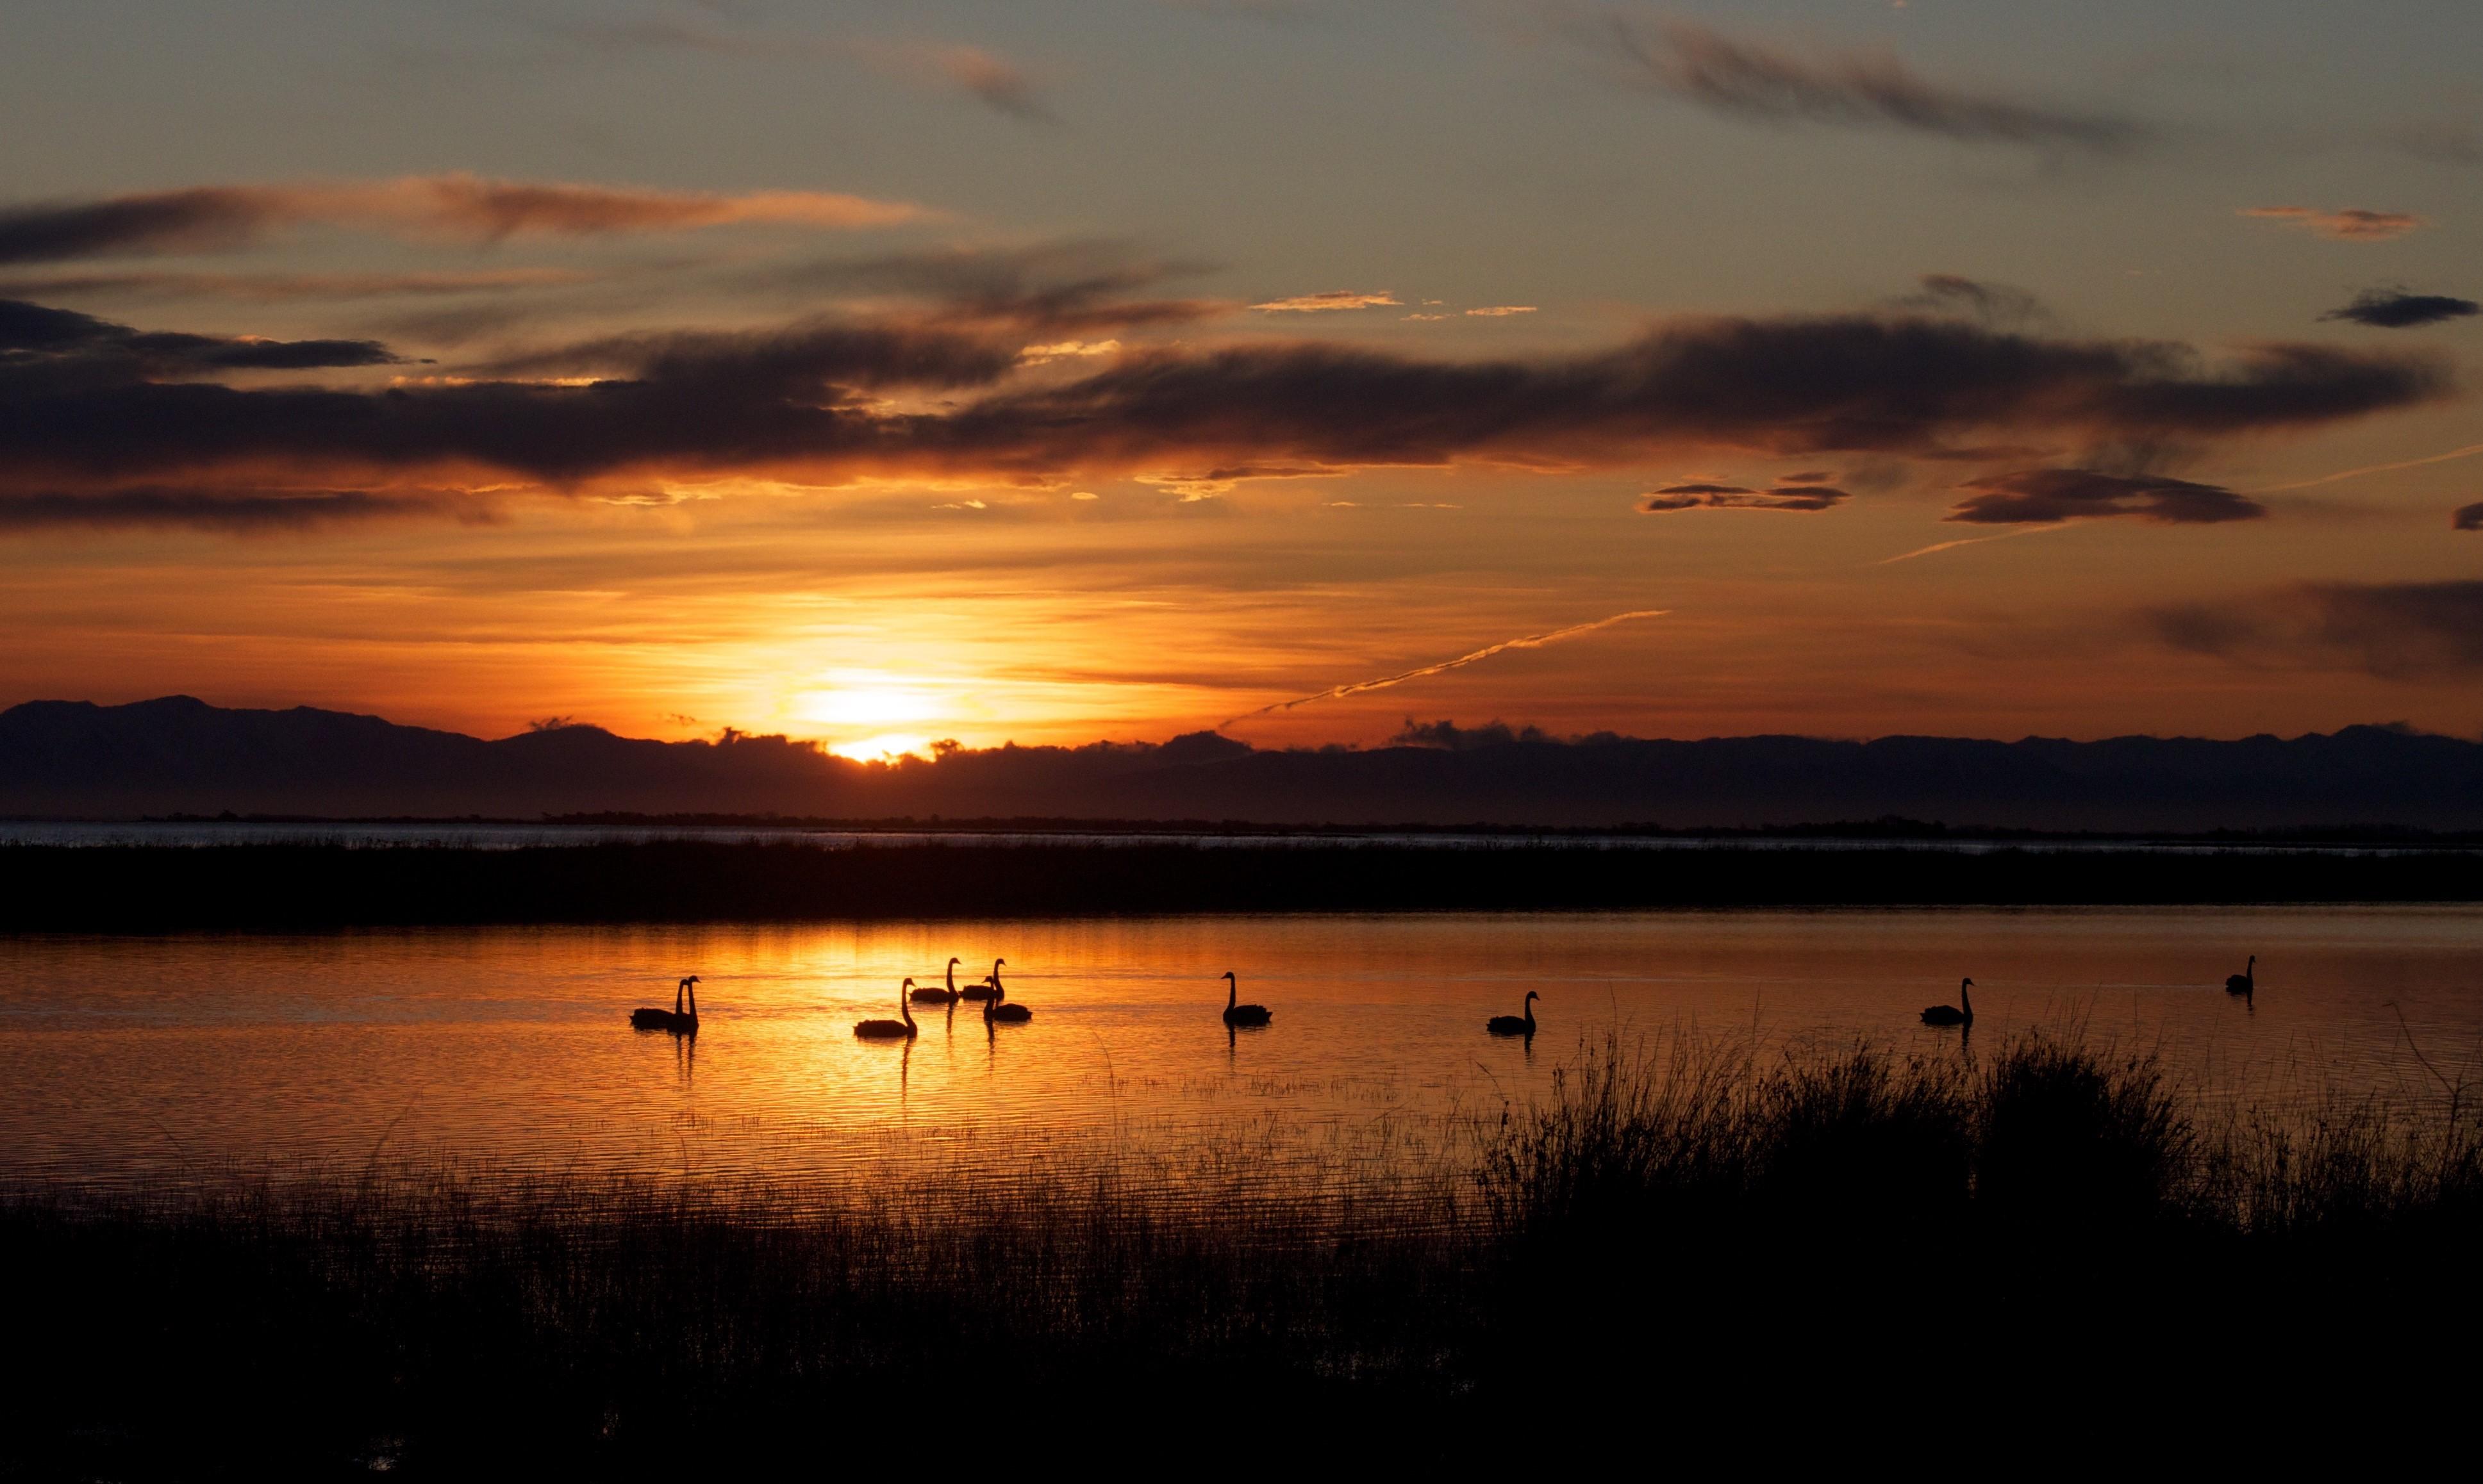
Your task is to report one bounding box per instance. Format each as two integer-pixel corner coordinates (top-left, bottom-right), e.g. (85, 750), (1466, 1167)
(8, 906), (2479, 1195)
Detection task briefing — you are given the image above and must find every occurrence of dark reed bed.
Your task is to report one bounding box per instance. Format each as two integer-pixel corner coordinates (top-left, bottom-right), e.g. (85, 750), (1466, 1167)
(4, 1032), (2477, 1476)
(5, 837), (2480, 930)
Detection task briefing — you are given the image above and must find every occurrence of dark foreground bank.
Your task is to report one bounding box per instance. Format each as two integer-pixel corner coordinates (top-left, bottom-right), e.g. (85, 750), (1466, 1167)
(5, 1033), (2476, 1476)
(7, 838), (2483, 929)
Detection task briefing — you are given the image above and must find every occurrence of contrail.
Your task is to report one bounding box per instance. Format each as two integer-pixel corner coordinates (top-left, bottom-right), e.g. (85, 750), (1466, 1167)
(2254, 440), (2483, 493)
(1223, 608), (1669, 725)
(1875, 522), (2070, 565)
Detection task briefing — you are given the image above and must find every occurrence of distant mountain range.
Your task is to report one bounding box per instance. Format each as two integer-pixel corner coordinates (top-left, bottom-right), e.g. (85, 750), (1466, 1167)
(5, 695), (2483, 830)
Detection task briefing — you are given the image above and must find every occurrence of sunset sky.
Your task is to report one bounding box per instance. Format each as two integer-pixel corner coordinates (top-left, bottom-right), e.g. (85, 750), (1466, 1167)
(4, 1), (2480, 757)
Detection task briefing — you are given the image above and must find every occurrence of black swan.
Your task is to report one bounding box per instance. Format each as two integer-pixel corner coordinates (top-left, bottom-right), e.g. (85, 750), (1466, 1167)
(631, 976), (701, 1033)
(1921, 978), (1973, 1027)
(913, 958), (965, 1003)
(960, 958), (1004, 1002)
(1221, 971), (1272, 1027)
(1487, 991), (1538, 1037)
(986, 973), (1032, 1024)
(2225, 956), (2256, 995)
(855, 981), (920, 1040)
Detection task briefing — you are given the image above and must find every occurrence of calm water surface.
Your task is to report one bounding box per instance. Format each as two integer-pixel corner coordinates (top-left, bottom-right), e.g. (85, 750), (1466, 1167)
(8, 908), (2480, 1194)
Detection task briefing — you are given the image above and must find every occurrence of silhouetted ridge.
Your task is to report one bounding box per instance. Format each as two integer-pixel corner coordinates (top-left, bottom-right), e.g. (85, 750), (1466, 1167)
(5, 696), (2483, 829)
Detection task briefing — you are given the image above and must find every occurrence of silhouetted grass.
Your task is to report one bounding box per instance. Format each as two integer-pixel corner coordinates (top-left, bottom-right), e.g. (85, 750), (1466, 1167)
(5, 837), (2480, 930)
(5, 1033), (2476, 1474)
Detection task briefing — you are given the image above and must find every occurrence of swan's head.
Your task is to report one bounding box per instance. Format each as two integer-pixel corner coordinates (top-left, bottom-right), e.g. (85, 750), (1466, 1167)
(949, 957), (960, 967)
(1963, 978), (1974, 987)
(1524, 990), (1539, 1003)
(995, 958), (1007, 967)
(683, 975), (701, 984)
(903, 978), (915, 987)
(1224, 970), (1236, 982)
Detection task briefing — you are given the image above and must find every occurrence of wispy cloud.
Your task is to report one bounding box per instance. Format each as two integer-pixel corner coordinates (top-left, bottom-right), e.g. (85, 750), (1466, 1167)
(751, 240), (1222, 332)
(1566, 13), (2148, 155)
(2151, 582), (2483, 677)
(1249, 291), (1400, 313)
(2241, 206), (2423, 242)
(0, 176), (924, 263)
(861, 41), (1055, 122)
(1224, 609), (1668, 723)
(1639, 482), (1849, 513)
(1465, 305), (1538, 317)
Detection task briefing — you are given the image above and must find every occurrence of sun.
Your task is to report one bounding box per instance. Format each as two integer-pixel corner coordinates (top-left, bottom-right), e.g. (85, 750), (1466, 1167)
(827, 732), (938, 761)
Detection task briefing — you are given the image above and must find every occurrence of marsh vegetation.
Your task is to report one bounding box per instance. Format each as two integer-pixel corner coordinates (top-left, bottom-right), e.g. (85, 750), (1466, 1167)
(6, 1028), (2474, 1474)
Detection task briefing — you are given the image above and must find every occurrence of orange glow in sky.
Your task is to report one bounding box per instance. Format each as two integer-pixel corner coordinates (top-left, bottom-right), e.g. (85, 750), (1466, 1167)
(3, 5), (2480, 748)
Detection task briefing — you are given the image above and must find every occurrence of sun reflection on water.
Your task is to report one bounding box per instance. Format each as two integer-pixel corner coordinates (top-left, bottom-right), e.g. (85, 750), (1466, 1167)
(4, 908), (2479, 1198)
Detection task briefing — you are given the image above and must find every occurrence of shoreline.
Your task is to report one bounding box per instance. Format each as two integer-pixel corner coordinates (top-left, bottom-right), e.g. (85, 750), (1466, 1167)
(6, 838), (2483, 930)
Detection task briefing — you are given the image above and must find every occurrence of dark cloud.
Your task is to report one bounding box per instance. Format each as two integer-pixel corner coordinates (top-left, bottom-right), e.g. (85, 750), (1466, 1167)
(2152, 582), (2483, 677)
(0, 298), (398, 379)
(0, 189), (276, 265)
(2321, 288), (2480, 329)
(0, 267), (597, 302)
(1640, 482), (1850, 513)
(2454, 501), (2482, 531)
(0, 487), (479, 535)
(1947, 468), (2263, 525)
(0, 177), (917, 264)
(1579, 16), (2148, 154)
(0, 301), (2446, 499)
(1900, 274), (2048, 328)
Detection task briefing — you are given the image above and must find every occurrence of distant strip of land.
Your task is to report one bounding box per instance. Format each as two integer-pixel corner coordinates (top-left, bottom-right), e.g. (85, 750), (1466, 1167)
(6, 839), (2480, 930)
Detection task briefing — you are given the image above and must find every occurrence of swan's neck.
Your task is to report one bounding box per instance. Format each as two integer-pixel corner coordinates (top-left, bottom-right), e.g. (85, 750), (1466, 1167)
(685, 980), (697, 1021)
(902, 995), (915, 1028)
(1961, 982), (1972, 1017)
(947, 963), (958, 992)
(1227, 978), (1237, 1010)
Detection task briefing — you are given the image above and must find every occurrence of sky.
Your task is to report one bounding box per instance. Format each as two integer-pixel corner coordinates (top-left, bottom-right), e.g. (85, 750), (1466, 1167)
(3, 0), (2480, 757)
